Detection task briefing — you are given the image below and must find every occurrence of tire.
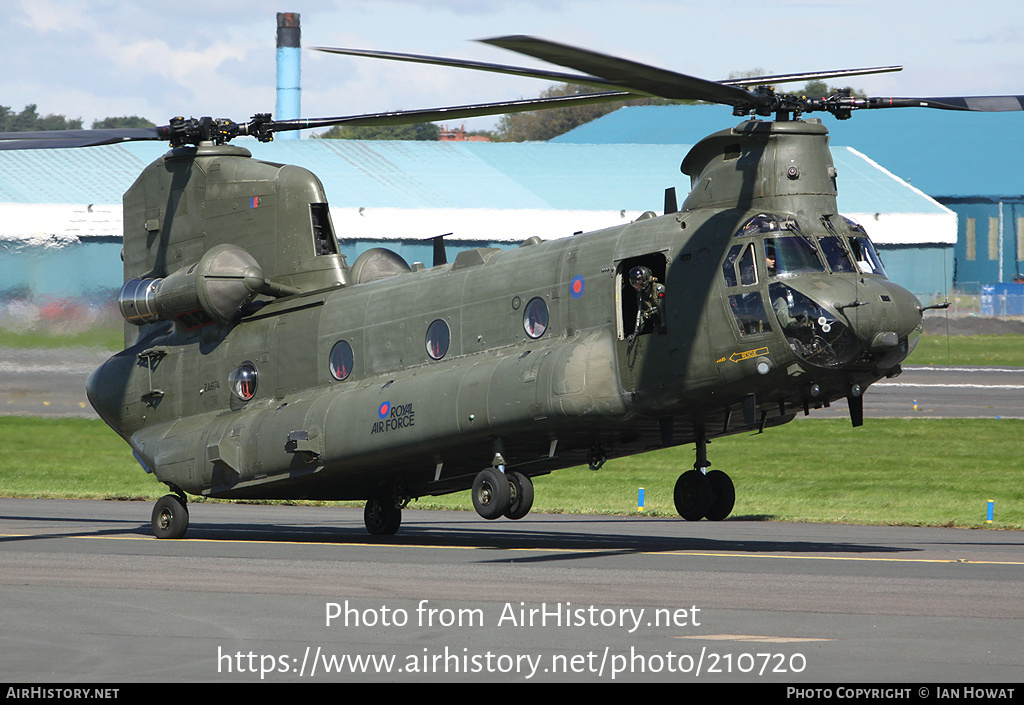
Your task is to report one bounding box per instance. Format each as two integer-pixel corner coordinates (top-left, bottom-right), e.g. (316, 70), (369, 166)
(364, 498), (402, 535)
(152, 494), (189, 539)
(472, 468), (511, 520)
(704, 470), (735, 521)
(504, 471), (534, 520)
(673, 470), (712, 521)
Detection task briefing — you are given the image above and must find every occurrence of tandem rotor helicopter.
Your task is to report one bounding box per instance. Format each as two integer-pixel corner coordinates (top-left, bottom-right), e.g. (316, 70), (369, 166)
(3, 36), (1020, 538)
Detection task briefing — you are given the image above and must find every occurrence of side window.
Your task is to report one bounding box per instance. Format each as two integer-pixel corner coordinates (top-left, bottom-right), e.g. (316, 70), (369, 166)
(523, 298), (548, 338)
(329, 340), (354, 381)
(425, 319), (450, 360)
(228, 361), (258, 401)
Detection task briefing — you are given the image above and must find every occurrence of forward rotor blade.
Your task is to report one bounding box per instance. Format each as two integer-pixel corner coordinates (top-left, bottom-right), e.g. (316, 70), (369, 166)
(725, 66), (902, 87)
(866, 95), (1024, 111)
(0, 127), (164, 151)
(481, 35), (760, 106)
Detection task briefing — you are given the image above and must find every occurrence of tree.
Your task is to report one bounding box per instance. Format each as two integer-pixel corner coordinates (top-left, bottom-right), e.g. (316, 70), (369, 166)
(315, 122), (441, 141)
(0, 104), (82, 132)
(91, 116), (156, 129)
(492, 84), (628, 142)
(794, 80), (864, 99)
(491, 82), (708, 142)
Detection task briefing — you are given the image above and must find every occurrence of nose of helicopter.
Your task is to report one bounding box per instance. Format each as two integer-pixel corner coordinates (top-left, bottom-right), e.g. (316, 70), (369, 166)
(838, 277), (923, 346)
(770, 276), (923, 370)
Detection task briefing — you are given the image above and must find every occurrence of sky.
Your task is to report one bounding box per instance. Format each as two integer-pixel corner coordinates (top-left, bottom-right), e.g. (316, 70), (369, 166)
(4, 0), (1023, 134)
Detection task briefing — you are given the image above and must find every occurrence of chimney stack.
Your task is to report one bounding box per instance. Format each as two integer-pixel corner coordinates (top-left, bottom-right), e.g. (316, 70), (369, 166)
(276, 12), (301, 140)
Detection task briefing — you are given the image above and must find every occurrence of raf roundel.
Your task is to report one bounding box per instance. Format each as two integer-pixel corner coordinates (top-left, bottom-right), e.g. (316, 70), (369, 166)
(378, 402), (391, 419)
(570, 275), (585, 299)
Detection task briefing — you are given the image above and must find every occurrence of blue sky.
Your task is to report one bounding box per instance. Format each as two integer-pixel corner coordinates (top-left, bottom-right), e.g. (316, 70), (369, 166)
(4, 0), (1023, 132)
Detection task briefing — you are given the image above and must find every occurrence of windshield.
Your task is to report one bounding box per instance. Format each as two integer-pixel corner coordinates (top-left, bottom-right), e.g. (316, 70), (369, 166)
(848, 236), (887, 276)
(764, 236), (825, 277)
(819, 236), (857, 273)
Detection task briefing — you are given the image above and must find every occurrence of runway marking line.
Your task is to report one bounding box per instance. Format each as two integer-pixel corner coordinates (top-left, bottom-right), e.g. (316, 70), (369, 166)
(676, 634), (832, 643)
(3, 532), (1023, 567)
(875, 383), (1024, 389)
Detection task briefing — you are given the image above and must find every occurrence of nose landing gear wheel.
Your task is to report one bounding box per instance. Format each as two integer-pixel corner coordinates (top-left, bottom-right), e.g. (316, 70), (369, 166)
(364, 498), (402, 535)
(152, 494), (189, 539)
(673, 470), (712, 521)
(472, 468), (511, 520)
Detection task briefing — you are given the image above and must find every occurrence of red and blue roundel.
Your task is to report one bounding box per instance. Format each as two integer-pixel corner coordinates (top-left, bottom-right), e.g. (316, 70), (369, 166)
(378, 401), (391, 419)
(570, 275), (585, 299)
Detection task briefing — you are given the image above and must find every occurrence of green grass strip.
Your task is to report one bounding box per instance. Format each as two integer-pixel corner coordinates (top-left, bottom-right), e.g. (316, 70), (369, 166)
(0, 416), (1020, 529)
(906, 334), (1024, 367)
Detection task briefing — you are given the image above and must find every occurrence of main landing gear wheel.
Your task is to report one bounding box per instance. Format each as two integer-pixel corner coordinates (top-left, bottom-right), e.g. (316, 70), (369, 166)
(704, 469), (735, 521)
(673, 470), (736, 521)
(152, 493), (189, 539)
(472, 468), (510, 520)
(504, 471), (534, 520)
(674, 470), (712, 521)
(364, 498), (402, 535)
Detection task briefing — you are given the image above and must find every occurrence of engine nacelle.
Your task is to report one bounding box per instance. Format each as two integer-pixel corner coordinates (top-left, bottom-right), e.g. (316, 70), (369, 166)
(119, 244), (297, 329)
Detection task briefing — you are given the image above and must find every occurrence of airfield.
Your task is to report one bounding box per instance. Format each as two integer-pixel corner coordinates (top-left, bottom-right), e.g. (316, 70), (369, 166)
(1, 499), (1022, 683)
(1, 345), (1023, 682)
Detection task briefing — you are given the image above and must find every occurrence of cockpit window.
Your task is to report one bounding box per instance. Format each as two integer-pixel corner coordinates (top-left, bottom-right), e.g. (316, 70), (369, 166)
(849, 236), (887, 276)
(769, 283), (858, 368)
(842, 216), (867, 235)
(722, 243), (757, 287)
(764, 236), (825, 277)
(819, 236), (857, 273)
(728, 292), (773, 336)
(736, 213), (801, 237)
(739, 244), (757, 285)
(722, 245), (741, 287)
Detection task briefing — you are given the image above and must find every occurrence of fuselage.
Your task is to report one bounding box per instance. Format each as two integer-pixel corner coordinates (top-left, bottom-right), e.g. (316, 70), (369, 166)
(86, 119), (924, 503)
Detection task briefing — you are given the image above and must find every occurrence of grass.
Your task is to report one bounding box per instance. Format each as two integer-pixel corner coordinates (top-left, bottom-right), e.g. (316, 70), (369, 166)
(1, 416), (1020, 529)
(905, 334), (1024, 367)
(0, 323), (123, 351)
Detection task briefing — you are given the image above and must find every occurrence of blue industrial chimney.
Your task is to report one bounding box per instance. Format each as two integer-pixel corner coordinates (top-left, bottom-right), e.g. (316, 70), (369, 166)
(276, 12), (301, 140)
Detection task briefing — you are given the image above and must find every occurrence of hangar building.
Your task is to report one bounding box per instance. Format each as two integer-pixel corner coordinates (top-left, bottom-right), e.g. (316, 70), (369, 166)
(0, 131), (953, 309)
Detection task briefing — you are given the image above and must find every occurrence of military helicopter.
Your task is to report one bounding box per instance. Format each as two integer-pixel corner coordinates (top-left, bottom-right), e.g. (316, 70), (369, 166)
(3, 36), (1019, 538)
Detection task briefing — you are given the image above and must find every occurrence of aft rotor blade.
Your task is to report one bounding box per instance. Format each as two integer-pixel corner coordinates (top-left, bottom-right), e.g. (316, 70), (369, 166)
(481, 35), (761, 107)
(318, 41), (902, 105)
(271, 91), (634, 134)
(315, 46), (633, 94)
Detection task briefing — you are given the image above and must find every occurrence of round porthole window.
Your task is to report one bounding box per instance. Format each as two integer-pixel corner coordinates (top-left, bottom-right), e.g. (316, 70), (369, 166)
(229, 361), (258, 401)
(425, 319), (450, 360)
(329, 340), (354, 381)
(523, 297), (548, 338)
